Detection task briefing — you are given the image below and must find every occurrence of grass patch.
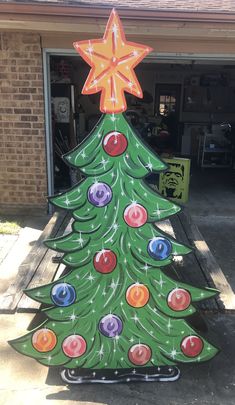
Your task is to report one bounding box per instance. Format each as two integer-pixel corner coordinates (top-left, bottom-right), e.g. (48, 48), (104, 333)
(0, 217), (23, 234)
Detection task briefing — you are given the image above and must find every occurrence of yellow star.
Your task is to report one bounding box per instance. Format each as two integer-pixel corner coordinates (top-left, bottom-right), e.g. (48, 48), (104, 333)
(74, 9), (152, 113)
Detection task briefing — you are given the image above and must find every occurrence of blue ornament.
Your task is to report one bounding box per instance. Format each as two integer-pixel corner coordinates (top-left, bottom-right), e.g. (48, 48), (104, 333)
(147, 237), (172, 261)
(51, 283), (76, 307)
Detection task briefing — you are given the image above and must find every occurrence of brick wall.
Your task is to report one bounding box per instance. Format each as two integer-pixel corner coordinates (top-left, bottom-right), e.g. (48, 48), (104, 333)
(0, 32), (47, 212)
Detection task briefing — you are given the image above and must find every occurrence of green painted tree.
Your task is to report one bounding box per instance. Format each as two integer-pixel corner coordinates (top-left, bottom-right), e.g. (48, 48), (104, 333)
(10, 9), (219, 383)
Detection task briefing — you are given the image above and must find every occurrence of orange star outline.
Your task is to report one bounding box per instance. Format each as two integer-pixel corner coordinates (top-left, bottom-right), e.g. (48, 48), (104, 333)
(73, 9), (153, 113)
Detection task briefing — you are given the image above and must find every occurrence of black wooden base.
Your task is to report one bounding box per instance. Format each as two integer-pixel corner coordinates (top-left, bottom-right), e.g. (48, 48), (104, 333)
(61, 366), (180, 384)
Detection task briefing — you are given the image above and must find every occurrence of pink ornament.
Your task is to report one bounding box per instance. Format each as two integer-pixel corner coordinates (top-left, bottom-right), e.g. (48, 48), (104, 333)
(167, 288), (191, 311)
(124, 203), (147, 227)
(62, 335), (87, 358)
(128, 343), (151, 365)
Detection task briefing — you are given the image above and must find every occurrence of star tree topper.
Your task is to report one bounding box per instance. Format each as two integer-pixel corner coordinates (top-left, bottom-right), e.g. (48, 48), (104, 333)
(73, 9), (152, 113)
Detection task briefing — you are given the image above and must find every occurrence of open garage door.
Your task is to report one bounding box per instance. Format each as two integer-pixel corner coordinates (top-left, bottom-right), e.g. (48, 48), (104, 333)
(44, 50), (235, 214)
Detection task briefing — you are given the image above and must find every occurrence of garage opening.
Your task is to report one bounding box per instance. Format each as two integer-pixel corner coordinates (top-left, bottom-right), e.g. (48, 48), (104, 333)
(48, 55), (235, 213)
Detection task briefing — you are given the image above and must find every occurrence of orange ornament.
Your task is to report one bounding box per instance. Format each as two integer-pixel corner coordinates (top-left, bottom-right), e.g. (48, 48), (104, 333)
(126, 283), (150, 308)
(73, 9), (152, 113)
(32, 328), (57, 353)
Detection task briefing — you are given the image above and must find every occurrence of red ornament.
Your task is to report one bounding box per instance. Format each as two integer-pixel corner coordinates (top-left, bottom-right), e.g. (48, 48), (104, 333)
(103, 131), (128, 156)
(93, 249), (117, 274)
(124, 203), (147, 228)
(167, 288), (191, 311)
(32, 328), (57, 352)
(181, 336), (203, 357)
(126, 284), (150, 308)
(62, 335), (87, 358)
(128, 343), (151, 366)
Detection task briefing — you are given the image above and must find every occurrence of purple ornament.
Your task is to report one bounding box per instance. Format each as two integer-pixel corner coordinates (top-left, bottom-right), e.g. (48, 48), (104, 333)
(88, 182), (112, 207)
(99, 314), (123, 338)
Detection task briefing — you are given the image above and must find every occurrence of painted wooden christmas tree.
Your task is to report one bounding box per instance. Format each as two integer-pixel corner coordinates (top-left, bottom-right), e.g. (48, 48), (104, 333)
(10, 9), (219, 383)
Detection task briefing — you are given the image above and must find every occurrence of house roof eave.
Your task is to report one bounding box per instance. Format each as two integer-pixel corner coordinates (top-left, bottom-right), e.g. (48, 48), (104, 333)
(1, 3), (235, 24)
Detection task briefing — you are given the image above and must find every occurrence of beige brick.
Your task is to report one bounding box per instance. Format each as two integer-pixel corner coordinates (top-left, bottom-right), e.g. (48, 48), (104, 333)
(14, 122), (31, 128)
